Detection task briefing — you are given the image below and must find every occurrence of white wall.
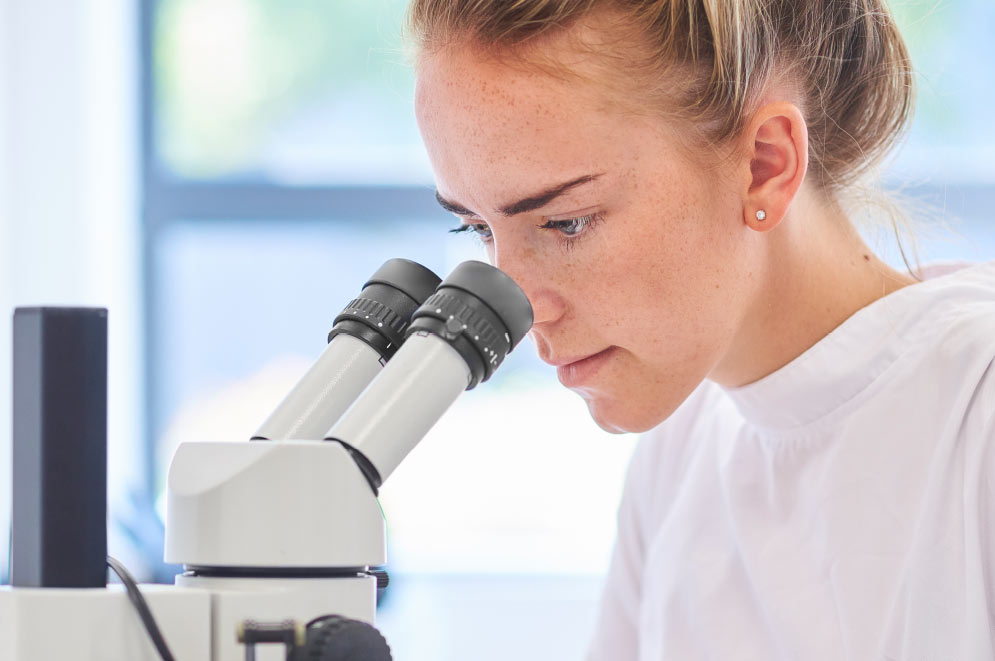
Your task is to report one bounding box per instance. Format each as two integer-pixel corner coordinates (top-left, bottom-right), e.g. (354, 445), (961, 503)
(0, 0), (8, 582)
(0, 0), (142, 578)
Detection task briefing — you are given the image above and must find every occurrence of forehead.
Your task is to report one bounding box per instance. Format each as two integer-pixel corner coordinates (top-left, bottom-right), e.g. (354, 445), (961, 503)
(414, 45), (634, 195)
(416, 47), (610, 139)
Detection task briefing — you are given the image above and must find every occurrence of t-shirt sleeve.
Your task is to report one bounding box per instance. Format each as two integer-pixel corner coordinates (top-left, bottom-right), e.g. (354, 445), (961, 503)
(585, 432), (660, 660)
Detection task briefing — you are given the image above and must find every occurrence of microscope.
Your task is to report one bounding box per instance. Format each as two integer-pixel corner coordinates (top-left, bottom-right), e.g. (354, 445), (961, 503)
(1, 258), (533, 661)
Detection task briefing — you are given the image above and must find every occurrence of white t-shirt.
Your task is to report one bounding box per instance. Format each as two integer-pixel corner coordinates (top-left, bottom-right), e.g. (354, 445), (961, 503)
(587, 261), (995, 660)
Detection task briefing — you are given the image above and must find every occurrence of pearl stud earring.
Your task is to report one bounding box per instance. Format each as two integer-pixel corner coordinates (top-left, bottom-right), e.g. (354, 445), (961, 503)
(755, 209), (767, 221)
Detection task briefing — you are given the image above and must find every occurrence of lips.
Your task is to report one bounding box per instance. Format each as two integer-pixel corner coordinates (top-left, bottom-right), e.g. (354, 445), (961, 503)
(549, 347), (616, 388)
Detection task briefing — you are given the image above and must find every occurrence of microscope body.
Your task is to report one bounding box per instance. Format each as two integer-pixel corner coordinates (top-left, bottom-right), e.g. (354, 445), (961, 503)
(166, 440), (386, 661)
(2, 259), (532, 660)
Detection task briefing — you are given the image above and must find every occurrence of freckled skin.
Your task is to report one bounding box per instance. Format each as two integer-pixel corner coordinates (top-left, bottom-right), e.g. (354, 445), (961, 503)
(416, 46), (765, 433)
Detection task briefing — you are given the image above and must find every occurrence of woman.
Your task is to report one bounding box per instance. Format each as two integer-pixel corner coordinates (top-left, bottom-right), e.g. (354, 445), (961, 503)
(407, 1), (995, 658)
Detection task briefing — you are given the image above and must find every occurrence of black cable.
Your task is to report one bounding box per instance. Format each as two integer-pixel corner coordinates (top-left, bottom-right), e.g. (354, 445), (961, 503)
(107, 555), (176, 661)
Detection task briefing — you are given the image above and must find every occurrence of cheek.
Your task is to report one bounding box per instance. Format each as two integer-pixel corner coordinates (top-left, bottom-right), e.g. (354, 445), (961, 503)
(628, 176), (746, 313)
(580, 179), (749, 389)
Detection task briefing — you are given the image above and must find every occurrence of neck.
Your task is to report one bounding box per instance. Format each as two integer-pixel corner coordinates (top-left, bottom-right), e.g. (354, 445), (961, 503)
(711, 188), (918, 388)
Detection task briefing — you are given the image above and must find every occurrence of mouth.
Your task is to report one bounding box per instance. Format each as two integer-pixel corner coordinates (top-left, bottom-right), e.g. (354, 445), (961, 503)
(550, 347), (616, 388)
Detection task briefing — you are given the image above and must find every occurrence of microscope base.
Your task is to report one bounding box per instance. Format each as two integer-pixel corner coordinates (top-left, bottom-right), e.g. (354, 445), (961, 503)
(0, 584), (211, 660)
(176, 572), (378, 661)
(0, 574), (379, 661)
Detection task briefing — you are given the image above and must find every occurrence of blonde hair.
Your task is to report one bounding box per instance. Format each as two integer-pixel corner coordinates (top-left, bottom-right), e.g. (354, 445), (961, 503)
(406, 0), (915, 196)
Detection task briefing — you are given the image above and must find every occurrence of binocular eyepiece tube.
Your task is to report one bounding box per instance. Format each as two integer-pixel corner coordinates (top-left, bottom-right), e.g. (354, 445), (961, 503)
(252, 258), (441, 441)
(326, 260), (533, 493)
(252, 257), (533, 495)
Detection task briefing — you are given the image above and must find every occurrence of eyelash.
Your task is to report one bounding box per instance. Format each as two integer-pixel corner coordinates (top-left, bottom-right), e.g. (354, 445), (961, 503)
(448, 223), (492, 241)
(448, 212), (603, 248)
(536, 213), (602, 243)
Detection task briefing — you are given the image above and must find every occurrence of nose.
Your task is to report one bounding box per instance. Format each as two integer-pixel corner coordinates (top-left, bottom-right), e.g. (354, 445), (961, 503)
(492, 248), (565, 329)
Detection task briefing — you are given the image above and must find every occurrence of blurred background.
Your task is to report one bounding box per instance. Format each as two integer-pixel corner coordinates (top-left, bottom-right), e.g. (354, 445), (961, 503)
(1, 0), (993, 659)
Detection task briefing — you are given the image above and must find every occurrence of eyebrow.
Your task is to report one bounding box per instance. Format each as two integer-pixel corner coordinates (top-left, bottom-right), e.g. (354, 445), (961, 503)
(435, 174), (603, 218)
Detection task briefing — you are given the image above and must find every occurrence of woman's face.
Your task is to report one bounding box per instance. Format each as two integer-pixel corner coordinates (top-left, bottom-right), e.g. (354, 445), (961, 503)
(415, 44), (763, 433)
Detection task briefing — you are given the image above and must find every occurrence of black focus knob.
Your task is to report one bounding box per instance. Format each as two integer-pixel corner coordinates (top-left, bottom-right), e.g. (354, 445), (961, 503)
(298, 615), (392, 661)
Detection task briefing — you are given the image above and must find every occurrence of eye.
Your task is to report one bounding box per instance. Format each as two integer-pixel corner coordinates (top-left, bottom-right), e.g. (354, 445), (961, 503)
(537, 213), (600, 238)
(448, 222), (493, 240)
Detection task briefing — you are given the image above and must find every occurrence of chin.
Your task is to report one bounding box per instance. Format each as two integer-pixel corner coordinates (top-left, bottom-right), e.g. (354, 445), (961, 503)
(584, 396), (665, 435)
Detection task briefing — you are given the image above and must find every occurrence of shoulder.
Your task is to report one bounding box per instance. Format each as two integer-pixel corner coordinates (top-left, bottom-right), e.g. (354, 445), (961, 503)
(910, 261), (995, 337)
(871, 262), (995, 409)
(903, 262), (995, 402)
(888, 262), (995, 479)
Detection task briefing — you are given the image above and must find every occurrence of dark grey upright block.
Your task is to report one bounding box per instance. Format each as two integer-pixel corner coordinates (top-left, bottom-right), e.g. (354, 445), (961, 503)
(11, 307), (107, 588)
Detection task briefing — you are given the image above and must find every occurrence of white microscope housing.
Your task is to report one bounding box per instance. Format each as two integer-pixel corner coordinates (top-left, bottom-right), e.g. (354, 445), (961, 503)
(165, 441), (386, 661)
(166, 441), (385, 571)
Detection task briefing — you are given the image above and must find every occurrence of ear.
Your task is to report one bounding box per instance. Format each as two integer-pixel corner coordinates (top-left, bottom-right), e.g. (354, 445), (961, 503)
(740, 102), (808, 233)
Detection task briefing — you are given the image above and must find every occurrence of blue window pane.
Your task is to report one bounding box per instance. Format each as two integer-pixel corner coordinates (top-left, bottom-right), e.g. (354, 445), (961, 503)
(891, 0), (995, 181)
(154, 0), (428, 184)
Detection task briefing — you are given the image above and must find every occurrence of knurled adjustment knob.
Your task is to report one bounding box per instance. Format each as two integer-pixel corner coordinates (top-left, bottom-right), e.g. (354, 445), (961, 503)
(406, 260), (532, 389)
(302, 615), (392, 661)
(408, 289), (512, 388)
(328, 297), (412, 360)
(422, 291), (505, 355)
(336, 297), (408, 337)
(324, 258), (442, 362)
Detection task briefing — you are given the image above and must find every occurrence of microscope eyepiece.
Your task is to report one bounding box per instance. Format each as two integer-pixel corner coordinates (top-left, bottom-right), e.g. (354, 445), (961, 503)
(329, 258), (442, 361)
(362, 257), (443, 306)
(407, 260), (533, 389)
(325, 261), (534, 490)
(431, 260), (534, 347)
(252, 258), (441, 441)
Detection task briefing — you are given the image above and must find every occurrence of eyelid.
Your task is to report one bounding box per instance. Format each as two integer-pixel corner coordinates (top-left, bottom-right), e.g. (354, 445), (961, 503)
(450, 210), (484, 222)
(542, 206), (601, 222)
